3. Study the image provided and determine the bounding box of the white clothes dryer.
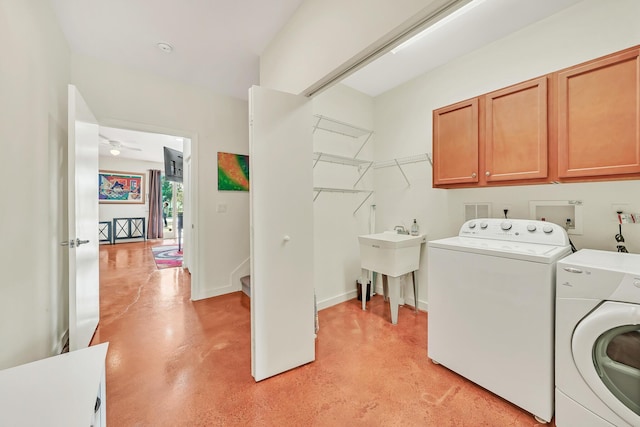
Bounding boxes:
[556,249,640,427]
[428,219,571,423]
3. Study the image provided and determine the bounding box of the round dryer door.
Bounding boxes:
[573,301,640,426]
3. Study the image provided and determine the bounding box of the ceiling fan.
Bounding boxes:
[99,134,142,156]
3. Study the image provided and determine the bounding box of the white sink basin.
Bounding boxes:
[358,232,425,277]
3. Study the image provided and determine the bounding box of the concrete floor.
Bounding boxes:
[94,240,553,426]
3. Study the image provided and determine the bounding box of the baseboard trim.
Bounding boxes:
[317,290,358,311]
[192,283,236,301]
[192,282,430,312]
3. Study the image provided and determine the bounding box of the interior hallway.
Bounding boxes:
[93,241,554,426]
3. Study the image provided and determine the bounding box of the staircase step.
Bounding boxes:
[240,275,251,298]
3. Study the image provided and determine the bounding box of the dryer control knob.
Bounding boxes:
[501,221,512,231]
[543,225,554,234]
[468,221,476,229]
[480,221,488,229]
[633,280,640,288]
[527,224,537,232]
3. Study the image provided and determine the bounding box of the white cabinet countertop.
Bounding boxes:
[0,342,109,427]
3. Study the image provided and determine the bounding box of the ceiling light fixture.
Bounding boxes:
[157,42,173,53]
[110,148,121,156]
[391,0,487,54]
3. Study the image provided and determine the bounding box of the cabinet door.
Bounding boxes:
[558,49,640,178]
[485,77,548,182]
[433,98,479,186]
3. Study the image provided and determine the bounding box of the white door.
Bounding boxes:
[249,86,315,381]
[67,85,100,351]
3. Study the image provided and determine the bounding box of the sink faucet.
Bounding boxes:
[394,225,409,235]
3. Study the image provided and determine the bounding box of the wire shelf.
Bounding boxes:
[312,115,372,138]
[313,152,372,167]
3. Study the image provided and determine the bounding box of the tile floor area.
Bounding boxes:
[94,241,554,426]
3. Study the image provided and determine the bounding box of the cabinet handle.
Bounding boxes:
[471,172,477,178]
[485,171,491,177]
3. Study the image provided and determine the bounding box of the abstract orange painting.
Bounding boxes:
[218,152,249,191]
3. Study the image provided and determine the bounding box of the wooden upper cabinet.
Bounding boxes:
[485,77,548,182]
[433,45,640,189]
[557,49,640,178]
[433,98,479,186]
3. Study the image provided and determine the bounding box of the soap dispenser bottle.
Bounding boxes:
[410,219,419,236]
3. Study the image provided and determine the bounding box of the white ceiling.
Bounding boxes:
[50,0,305,101]
[51,0,585,102]
[52,0,584,160]
[99,126,183,163]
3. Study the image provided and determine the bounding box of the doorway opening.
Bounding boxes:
[162,177,184,241]
[97,125,193,277]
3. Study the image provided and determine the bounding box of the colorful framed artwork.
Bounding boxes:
[218,152,249,191]
[99,170,145,204]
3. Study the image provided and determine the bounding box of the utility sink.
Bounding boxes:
[358,232,425,277]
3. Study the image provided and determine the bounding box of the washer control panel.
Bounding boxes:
[460,218,569,246]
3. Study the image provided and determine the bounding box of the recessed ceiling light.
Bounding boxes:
[157,42,173,53]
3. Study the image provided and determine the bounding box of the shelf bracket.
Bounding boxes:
[352,162,373,188]
[352,132,373,159]
[313,152,322,168]
[312,115,322,134]
[313,189,322,202]
[353,191,374,216]
[394,159,411,187]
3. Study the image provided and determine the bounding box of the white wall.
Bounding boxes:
[372,0,640,309]
[312,85,375,309]
[0,0,71,368]
[98,156,163,232]
[260,0,458,95]
[71,54,250,300]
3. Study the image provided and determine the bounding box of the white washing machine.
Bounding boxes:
[428,218,571,423]
[556,249,640,427]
